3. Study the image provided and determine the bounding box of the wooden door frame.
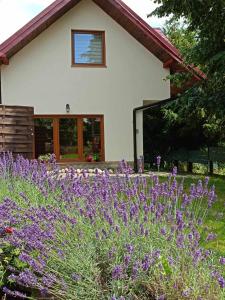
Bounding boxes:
[33,114,105,162]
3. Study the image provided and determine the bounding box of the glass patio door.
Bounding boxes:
[34,115,104,162]
[59,118,78,160]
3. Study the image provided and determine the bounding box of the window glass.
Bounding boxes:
[34,116,103,161]
[83,118,101,161]
[73,32,104,65]
[59,118,78,160]
[34,119,53,159]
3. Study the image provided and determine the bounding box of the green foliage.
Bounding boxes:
[151,0,225,65]
[151,0,225,89]
[163,19,196,60]
[144,1,225,155]
[38,153,52,162]
[0,242,24,288]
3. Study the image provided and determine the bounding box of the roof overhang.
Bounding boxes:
[0,52,9,65]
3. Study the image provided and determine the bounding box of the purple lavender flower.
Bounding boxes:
[132,261,140,279]
[157,295,166,300]
[2,287,27,299]
[218,276,225,288]
[219,257,225,265]
[71,273,81,282]
[112,265,123,280]
[142,255,151,271]
[176,234,185,249]
[160,227,166,236]
[182,289,190,297]
[156,156,161,171]
[206,233,217,241]
[172,166,177,176]
[205,176,209,186]
[124,255,131,266]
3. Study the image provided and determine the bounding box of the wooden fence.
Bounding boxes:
[0,105,34,159]
[165,147,225,174]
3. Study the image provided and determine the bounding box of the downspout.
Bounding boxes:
[133,96,179,173]
[0,67,2,104]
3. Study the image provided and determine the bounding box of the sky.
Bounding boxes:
[0,0,167,44]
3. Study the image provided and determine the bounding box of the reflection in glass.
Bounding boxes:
[34,119,53,159]
[74,32,103,64]
[83,118,101,161]
[59,118,78,160]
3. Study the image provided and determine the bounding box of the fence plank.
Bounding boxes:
[0,105,34,158]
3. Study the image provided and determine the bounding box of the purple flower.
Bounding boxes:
[156,156,161,170]
[2,287,27,299]
[219,257,225,265]
[160,227,166,236]
[112,265,123,280]
[218,276,225,288]
[206,233,217,241]
[132,261,140,279]
[172,166,177,176]
[157,295,166,300]
[176,234,185,249]
[125,244,134,253]
[71,273,81,282]
[142,255,151,271]
[124,255,131,266]
[205,176,209,186]
[108,247,116,259]
[182,289,190,297]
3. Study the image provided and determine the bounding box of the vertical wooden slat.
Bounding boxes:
[53,118,60,160]
[77,117,84,161]
[100,115,105,162]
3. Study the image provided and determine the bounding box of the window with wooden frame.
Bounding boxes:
[71,30,106,67]
[34,115,105,162]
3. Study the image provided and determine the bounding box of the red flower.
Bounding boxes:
[5,227,13,234]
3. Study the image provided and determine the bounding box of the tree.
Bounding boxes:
[161,18,225,145]
[150,0,225,90]
[144,2,225,164]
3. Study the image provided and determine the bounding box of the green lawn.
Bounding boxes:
[174,174,225,256]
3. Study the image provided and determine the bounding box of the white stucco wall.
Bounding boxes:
[1,0,170,162]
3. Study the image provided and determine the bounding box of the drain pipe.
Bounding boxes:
[0,67,2,104]
[133,96,179,173]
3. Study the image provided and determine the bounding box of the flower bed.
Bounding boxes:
[0,153,224,299]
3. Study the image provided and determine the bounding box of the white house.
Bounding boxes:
[0,0,203,165]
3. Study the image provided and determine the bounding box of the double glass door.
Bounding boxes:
[34,115,104,162]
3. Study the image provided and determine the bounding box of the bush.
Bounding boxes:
[0,153,224,299]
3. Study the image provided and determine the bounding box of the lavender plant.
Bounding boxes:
[0,152,224,299]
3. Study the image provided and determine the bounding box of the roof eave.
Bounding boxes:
[0,53,9,65]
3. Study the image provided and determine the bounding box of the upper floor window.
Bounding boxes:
[72,30,106,67]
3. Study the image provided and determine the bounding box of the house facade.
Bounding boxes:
[0,0,202,164]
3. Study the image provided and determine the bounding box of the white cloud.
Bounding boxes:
[0,0,166,44]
